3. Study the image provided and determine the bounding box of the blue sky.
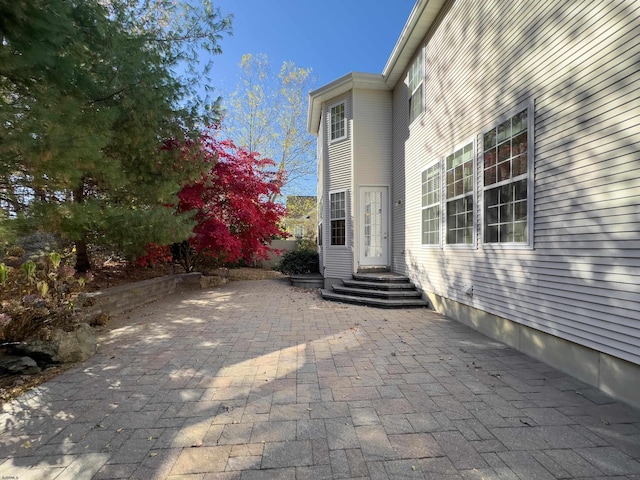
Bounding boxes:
[209,0,416,95]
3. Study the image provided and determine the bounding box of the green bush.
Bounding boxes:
[0,251,92,342]
[275,249,319,275]
[295,237,317,251]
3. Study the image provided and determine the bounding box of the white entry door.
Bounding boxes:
[359,186,389,267]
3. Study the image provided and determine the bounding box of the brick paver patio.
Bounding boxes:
[1,277,639,479]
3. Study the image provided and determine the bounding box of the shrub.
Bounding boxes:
[275,249,319,275]
[0,252,92,342]
[6,246,25,258]
[135,243,173,268]
[295,237,317,252]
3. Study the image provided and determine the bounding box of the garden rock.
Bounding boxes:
[200,275,228,288]
[0,355,41,375]
[24,323,97,363]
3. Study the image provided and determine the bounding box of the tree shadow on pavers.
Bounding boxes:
[1,278,640,479]
[0,279,350,477]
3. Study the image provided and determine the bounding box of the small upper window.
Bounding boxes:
[408,51,424,123]
[330,102,346,141]
[483,109,531,244]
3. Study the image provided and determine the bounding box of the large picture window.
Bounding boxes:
[483,109,530,244]
[421,162,440,245]
[445,142,474,244]
[408,52,424,123]
[330,102,346,142]
[330,191,346,246]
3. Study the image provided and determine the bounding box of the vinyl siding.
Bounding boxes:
[324,93,354,279]
[394,0,640,364]
[317,113,325,271]
[391,81,412,275]
[352,89,392,187]
[353,89,393,267]
[325,190,353,279]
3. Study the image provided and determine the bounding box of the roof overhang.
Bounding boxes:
[382,0,448,88]
[306,72,389,135]
[307,0,448,135]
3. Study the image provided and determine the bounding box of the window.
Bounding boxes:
[318,198,323,246]
[330,191,346,245]
[483,109,530,244]
[330,102,346,141]
[421,162,440,245]
[408,52,424,123]
[445,142,474,244]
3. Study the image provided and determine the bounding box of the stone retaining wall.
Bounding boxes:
[78,272,204,317]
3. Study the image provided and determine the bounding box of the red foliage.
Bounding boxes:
[136,244,172,267]
[178,129,288,265]
[136,129,288,268]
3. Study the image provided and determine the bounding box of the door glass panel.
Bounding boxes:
[364,191,383,258]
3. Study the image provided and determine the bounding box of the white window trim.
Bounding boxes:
[408,48,425,125]
[481,99,535,250]
[443,138,477,249]
[328,100,347,143]
[329,189,348,248]
[420,159,442,248]
[317,197,323,248]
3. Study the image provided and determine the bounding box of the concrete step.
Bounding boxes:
[321,289,429,309]
[331,284,422,299]
[352,273,411,283]
[290,273,323,288]
[342,279,417,290]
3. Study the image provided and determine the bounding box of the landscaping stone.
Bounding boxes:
[200,274,228,288]
[0,355,41,375]
[23,322,96,363]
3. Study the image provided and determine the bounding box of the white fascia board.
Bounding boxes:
[307,72,388,135]
[382,0,448,89]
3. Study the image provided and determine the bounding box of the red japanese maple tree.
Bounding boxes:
[173,129,288,267]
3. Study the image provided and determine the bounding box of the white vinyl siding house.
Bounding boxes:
[309,0,640,408]
[309,74,392,283]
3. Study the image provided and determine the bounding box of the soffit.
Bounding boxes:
[382,0,448,89]
[307,72,388,135]
[307,0,448,135]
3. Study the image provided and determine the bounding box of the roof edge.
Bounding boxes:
[382,0,448,88]
[307,72,388,135]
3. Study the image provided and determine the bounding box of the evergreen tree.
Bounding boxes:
[0,0,231,271]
